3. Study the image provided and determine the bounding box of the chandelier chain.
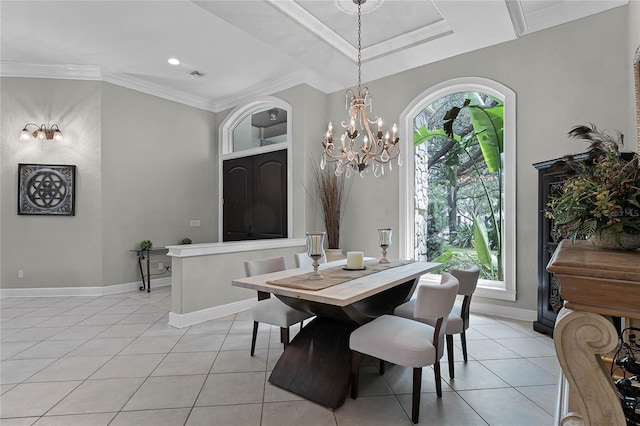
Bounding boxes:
[357,0,362,94]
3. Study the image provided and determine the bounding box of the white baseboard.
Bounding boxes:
[0,277,172,298]
[168,298,255,328]
[166,298,536,329]
[470,301,536,321]
[1,279,535,326]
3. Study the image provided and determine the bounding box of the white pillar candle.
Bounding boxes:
[346,251,364,269]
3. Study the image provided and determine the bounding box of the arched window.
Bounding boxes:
[219,97,292,241]
[399,78,516,301]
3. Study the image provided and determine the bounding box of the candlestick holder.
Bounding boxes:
[306,232,326,280]
[378,228,392,264]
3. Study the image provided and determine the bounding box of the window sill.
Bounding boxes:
[419,273,516,301]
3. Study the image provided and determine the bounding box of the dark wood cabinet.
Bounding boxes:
[533,152,634,335]
[533,157,568,336]
[223,149,287,241]
[533,154,594,335]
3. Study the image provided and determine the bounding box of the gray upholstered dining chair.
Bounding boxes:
[350,273,459,424]
[394,264,481,379]
[244,256,314,356]
[294,252,325,268]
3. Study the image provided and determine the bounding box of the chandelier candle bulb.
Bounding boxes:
[347,251,365,270]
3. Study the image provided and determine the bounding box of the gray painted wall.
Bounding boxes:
[0,6,636,317]
[101,83,217,286]
[330,7,630,312]
[629,0,640,148]
[1,78,103,288]
[0,80,326,291]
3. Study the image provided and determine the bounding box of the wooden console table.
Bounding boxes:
[547,239,640,425]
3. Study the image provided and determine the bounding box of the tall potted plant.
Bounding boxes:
[312,162,347,260]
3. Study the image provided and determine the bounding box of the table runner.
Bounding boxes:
[267,259,413,291]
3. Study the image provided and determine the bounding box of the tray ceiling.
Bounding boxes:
[0,0,627,112]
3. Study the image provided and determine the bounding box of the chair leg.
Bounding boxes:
[281,327,290,350]
[379,359,385,375]
[434,361,442,398]
[461,330,468,362]
[446,334,455,379]
[412,367,422,424]
[250,321,259,356]
[351,351,359,399]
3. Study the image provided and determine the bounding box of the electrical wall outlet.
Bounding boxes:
[18,269,24,278]
[158,262,164,271]
[189,219,201,227]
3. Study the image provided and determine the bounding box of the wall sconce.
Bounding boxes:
[20,124,63,141]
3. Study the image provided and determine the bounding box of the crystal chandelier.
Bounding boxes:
[321,0,401,178]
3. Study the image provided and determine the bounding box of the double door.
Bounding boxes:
[223,149,287,241]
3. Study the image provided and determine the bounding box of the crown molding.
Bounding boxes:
[363,20,452,62]
[210,69,340,112]
[267,0,450,64]
[0,62,102,80]
[505,0,527,37]
[100,68,215,112]
[267,1,355,62]
[516,0,627,34]
[0,62,336,113]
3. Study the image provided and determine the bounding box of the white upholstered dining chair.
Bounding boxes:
[394,264,481,379]
[244,256,314,356]
[349,273,459,424]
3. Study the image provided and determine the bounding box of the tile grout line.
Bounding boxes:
[36,292,169,422]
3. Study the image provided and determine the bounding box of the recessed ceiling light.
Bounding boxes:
[168,58,180,65]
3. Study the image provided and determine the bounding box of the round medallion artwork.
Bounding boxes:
[26,169,67,208]
[18,164,76,216]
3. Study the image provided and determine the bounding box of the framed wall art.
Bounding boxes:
[18,164,76,216]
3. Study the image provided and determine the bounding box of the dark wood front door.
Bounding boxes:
[223,149,287,241]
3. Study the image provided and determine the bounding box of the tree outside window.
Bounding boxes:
[413,92,504,281]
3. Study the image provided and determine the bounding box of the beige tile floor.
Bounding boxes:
[0,286,558,425]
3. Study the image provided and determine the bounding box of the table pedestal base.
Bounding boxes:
[269,277,420,409]
[269,317,356,409]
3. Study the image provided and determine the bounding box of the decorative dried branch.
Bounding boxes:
[311,162,346,249]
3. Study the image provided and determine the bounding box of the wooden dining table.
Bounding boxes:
[232,258,440,409]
